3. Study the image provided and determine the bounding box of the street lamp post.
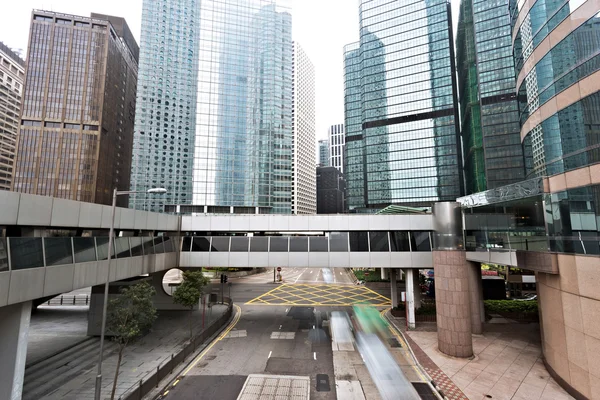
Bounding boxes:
[94,187,167,400]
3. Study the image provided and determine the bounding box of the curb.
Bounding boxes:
[148,305,238,400]
[383,310,447,400]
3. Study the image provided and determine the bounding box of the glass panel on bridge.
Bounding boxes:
[182,237,192,252]
[411,231,432,252]
[73,237,97,262]
[211,237,230,252]
[350,232,369,252]
[130,237,144,256]
[369,232,390,252]
[192,237,211,252]
[230,237,249,252]
[250,237,268,252]
[289,237,308,252]
[154,237,165,254]
[329,232,349,251]
[309,237,328,252]
[114,237,132,258]
[9,238,44,269]
[390,231,410,251]
[97,237,115,260]
[44,237,74,266]
[142,238,155,255]
[163,237,175,253]
[0,238,8,271]
[270,237,288,252]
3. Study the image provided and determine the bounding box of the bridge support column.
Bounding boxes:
[433,251,473,358]
[0,301,32,400]
[468,262,484,334]
[413,269,422,309]
[380,268,388,280]
[405,269,416,329]
[389,268,398,308]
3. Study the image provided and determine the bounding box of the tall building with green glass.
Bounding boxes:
[129,0,200,212]
[344,0,463,211]
[457,0,525,195]
[191,0,292,215]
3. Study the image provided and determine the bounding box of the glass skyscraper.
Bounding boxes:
[129,0,200,212]
[344,0,463,211]
[457,0,525,195]
[192,0,292,214]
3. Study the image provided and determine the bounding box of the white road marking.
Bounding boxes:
[268,351,272,358]
[285,308,289,313]
[279,325,282,330]
[340,272,342,275]
[310,270,313,274]
[313,325,315,329]
[313,352,316,360]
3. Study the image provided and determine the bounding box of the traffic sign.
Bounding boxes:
[277,267,282,272]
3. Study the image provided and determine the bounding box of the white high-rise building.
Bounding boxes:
[328,123,345,174]
[292,42,316,214]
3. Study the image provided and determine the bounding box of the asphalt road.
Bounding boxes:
[159,269,353,400]
[162,304,340,400]
[157,268,425,400]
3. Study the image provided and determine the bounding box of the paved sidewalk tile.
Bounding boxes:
[396,320,575,400]
[33,304,231,400]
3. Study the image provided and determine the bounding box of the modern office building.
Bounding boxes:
[318,139,329,167]
[129,0,199,212]
[466,2,600,398]
[328,123,345,174]
[344,0,463,212]
[316,166,345,214]
[180,0,293,215]
[456,0,525,195]
[291,42,316,215]
[12,11,138,207]
[0,42,25,191]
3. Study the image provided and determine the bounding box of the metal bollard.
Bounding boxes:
[156,365,160,387]
[73,296,76,305]
[60,296,63,305]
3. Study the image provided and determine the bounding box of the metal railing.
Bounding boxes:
[45,294,90,306]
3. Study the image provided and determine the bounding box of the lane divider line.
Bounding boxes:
[268,351,272,359]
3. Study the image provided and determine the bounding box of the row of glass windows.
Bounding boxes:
[181,231,432,253]
[2,236,178,271]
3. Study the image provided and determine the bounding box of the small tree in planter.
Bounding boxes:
[107,281,157,400]
[173,270,210,340]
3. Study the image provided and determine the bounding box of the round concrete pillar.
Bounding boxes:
[433,250,473,358]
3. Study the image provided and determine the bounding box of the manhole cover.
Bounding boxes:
[387,338,401,348]
[316,374,330,392]
[205,355,216,360]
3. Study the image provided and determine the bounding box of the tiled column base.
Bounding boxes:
[433,250,473,358]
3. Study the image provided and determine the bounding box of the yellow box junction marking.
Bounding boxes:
[246,284,390,306]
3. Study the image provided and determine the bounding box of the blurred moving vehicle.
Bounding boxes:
[329,306,420,400]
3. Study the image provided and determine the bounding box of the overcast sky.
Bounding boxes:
[0,0,461,140]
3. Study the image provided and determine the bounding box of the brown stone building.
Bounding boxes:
[12,10,138,207]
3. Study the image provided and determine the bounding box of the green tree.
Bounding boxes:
[172,270,210,340]
[107,281,157,400]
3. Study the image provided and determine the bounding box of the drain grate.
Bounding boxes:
[316,374,330,392]
[412,382,437,400]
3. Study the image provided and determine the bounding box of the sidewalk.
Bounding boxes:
[26,304,230,400]
[387,314,574,400]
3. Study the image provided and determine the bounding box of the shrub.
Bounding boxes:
[352,269,388,282]
[484,300,538,314]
